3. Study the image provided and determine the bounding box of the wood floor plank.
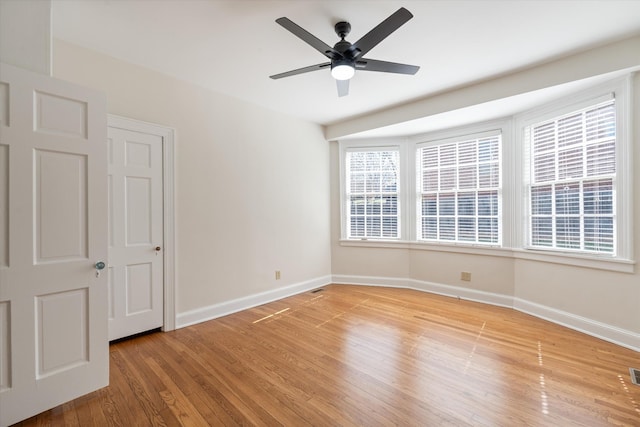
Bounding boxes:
[13,284,640,426]
[145,357,212,427]
[60,402,81,427]
[109,349,169,426]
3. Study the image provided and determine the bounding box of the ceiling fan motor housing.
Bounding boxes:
[335,21,351,39]
[333,40,354,57]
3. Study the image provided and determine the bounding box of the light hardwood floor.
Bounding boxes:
[14,284,640,426]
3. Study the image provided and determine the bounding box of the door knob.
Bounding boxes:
[95,261,106,278]
[155,246,161,251]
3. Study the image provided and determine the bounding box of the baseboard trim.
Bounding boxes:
[331,274,513,308]
[175,273,639,352]
[331,274,640,352]
[331,274,409,289]
[513,298,640,352]
[176,275,331,329]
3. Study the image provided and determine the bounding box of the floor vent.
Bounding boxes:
[311,288,324,294]
[630,368,640,385]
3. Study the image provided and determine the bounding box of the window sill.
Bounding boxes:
[339,239,513,257]
[338,239,635,273]
[511,248,635,273]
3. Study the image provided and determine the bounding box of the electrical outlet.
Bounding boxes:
[461,271,471,281]
[275,270,281,280]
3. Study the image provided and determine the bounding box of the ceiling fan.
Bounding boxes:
[269,7,420,97]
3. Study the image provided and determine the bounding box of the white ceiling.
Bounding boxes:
[52,0,640,137]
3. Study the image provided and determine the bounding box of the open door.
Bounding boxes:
[0,62,108,426]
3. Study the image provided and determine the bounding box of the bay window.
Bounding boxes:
[338,76,631,270]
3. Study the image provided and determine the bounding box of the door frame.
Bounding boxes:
[107,115,176,332]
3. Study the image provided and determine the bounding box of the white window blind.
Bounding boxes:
[417,134,501,244]
[346,149,400,239]
[528,99,616,253]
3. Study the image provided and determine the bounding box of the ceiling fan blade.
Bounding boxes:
[355,58,419,75]
[350,7,413,58]
[337,79,349,97]
[270,62,331,79]
[276,17,342,59]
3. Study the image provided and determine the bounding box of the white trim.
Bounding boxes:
[332,274,513,308]
[410,124,505,145]
[162,128,177,331]
[515,76,633,261]
[511,248,635,273]
[107,114,177,332]
[617,75,634,261]
[339,140,406,240]
[331,274,409,289]
[331,275,640,352]
[173,271,639,351]
[513,298,640,352]
[338,239,635,272]
[339,239,512,257]
[414,131,503,245]
[516,92,614,128]
[175,275,332,329]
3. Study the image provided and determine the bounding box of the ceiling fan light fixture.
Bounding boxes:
[271,7,419,97]
[331,61,355,80]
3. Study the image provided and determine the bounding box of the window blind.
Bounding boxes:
[346,150,400,239]
[418,134,501,244]
[529,99,616,253]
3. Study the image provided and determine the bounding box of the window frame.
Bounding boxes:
[339,141,406,241]
[514,77,633,264]
[415,129,503,246]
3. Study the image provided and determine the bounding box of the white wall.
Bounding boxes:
[52,40,331,317]
[0,0,51,75]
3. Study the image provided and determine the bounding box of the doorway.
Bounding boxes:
[107,116,175,341]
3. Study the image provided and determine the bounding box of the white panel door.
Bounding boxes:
[107,124,163,341]
[0,63,108,426]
